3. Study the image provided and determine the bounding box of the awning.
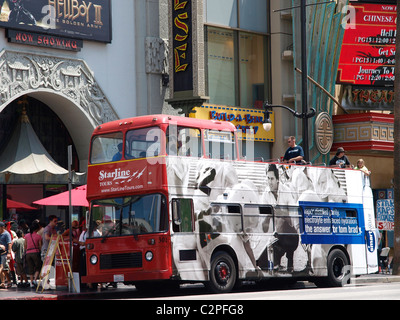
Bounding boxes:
[33,185,89,207]
[0,108,86,184]
[7,199,37,211]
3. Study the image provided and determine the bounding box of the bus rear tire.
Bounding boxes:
[207,251,237,294]
[315,249,349,288]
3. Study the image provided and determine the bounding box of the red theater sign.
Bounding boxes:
[337,3,396,86]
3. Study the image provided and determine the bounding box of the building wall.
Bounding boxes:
[269,0,296,161]
[345,154,393,190]
[0,0,169,170]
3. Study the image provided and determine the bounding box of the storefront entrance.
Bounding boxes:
[0,96,84,224]
[0,50,119,225]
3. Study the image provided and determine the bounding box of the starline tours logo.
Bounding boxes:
[98,167,146,188]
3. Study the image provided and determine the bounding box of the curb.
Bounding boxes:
[355,275,400,284]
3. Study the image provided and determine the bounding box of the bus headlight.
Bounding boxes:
[90,254,98,265]
[145,251,153,261]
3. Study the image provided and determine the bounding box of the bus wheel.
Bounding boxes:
[207,251,237,294]
[326,249,349,287]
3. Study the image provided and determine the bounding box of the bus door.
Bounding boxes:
[171,198,208,281]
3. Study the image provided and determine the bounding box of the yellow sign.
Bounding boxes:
[190,104,275,142]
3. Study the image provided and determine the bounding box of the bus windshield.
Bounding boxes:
[90,132,123,164]
[88,194,168,238]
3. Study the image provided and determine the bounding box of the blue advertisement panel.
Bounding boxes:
[300,201,365,245]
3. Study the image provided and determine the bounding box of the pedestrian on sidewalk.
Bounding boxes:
[12,230,29,288]
[6,221,17,286]
[41,215,58,261]
[25,220,42,288]
[0,221,12,289]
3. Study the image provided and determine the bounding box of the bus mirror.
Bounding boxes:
[173,200,182,225]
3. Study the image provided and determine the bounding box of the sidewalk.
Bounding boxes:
[1,273,400,300]
[0,280,129,300]
[353,272,400,284]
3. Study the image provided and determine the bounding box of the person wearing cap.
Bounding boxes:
[329,147,351,168]
[0,222,12,288]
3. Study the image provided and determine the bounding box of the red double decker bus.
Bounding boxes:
[83,114,378,293]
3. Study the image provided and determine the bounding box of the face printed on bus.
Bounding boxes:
[267,171,279,193]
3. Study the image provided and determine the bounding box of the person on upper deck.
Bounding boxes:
[329,147,351,168]
[354,159,371,176]
[283,136,304,164]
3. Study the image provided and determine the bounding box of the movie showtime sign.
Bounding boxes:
[0,0,111,43]
[337,3,396,86]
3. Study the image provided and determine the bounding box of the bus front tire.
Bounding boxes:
[206,251,237,294]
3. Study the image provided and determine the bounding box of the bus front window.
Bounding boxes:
[90,132,124,164]
[88,194,168,238]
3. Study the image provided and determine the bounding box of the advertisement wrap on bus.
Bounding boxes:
[82,114,378,293]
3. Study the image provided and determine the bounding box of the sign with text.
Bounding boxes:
[0,0,111,43]
[300,202,365,246]
[190,104,275,142]
[376,199,394,230]
[341,85,394,110]
[172,0,193,92]
[7,29,83,51]
[337,3,396,86]
[303,207,359,235]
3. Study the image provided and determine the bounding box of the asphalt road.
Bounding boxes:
[102,281,399,319]
[105,280,400,301]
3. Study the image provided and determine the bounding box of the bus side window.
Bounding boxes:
[227,205,241,214]
[346,210,357,218]
[172,199,194,233]
[274,205,301,234]
[204,130,236,160]
[259,206,273,215]
[125,127,162,159]
[243,205,273,234]
[167,126,202,157]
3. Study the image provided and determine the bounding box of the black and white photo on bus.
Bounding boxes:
[168,157,377,284]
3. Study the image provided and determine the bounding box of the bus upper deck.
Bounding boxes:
[90,114,238,162]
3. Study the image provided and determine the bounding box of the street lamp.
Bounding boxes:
[262,101,316,161]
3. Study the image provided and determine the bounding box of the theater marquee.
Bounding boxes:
[0,0,112,43]
[337,3,396,86]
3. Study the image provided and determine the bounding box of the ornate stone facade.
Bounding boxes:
[314,112,334,155]
[0,50,118,126]
[332,113,394,153]
[145,37,169,75]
